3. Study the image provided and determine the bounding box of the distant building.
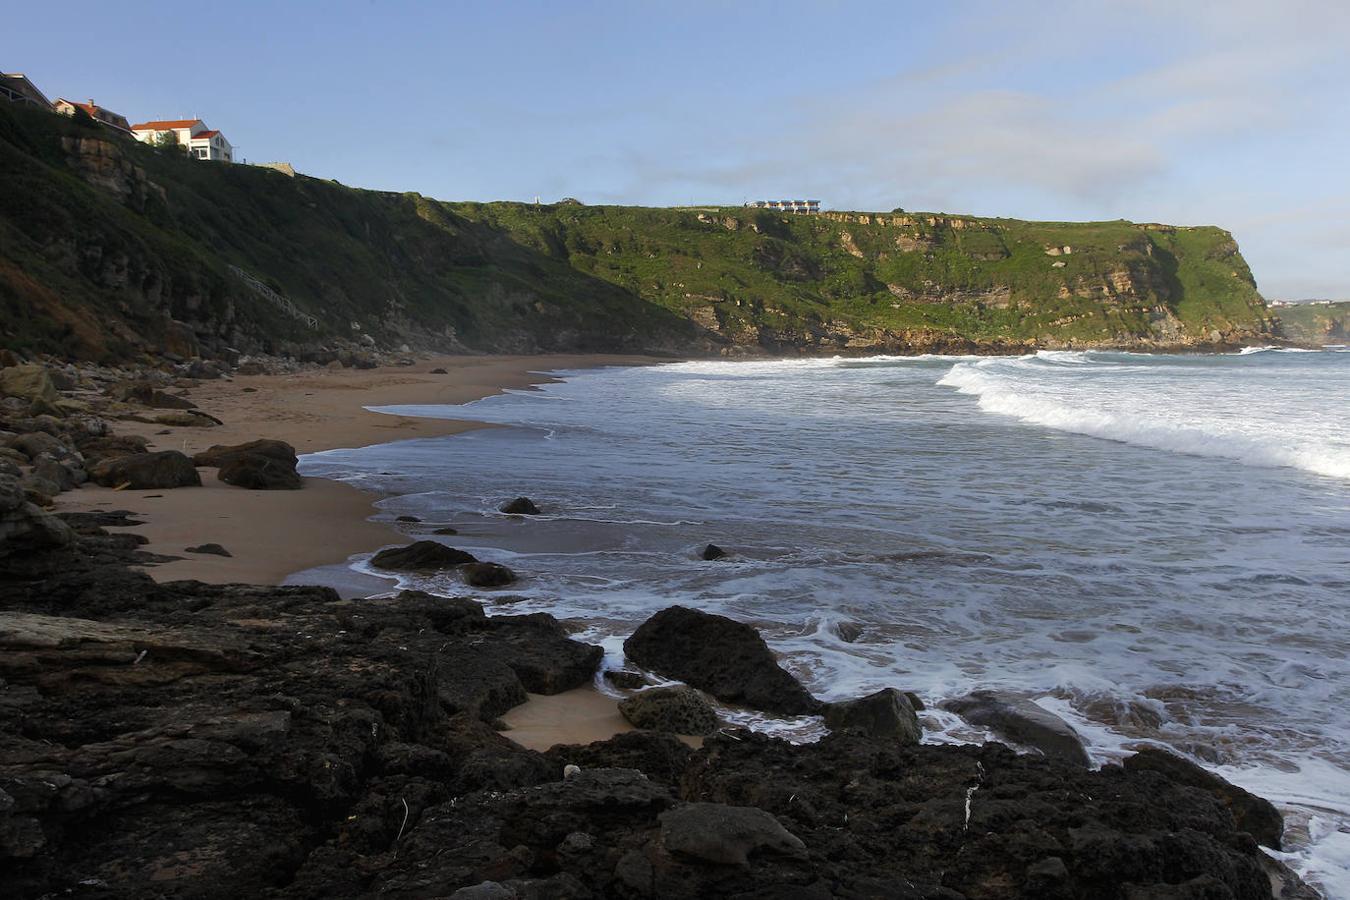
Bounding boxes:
[745,199,821,214]
[1,71,53,110]
[131,118,233,162]
[54,98,133,136]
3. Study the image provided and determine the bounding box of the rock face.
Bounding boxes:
[371,540,477,571]
[618,686,719,736]
[823,687,922,744]
[462,561,516,588]
[88,450,201,489]
[700,543,727,560]
[623,606,821,716]
[1123,747,1285,849]
[942,690,1091,768]
[499,497,541,515]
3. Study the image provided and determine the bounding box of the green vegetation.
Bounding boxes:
[0,101,1274,362]
[1275,302,1349,345]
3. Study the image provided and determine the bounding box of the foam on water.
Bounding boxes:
[303,350,1350,896]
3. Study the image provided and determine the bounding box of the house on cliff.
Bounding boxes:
[131,118,233,161]
[54,98,133,136]
[1,71,52,110]
[746,199,821,214]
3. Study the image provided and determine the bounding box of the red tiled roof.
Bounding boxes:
[131,119,200,131]
[192,130,220,139]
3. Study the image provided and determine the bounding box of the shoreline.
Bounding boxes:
[54,353,665,585]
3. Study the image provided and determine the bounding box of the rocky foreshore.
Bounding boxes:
[0,353,1322,898]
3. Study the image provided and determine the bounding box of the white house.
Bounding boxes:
[131,118,233,162]
[54,98,134,136]
[745,199,821,214]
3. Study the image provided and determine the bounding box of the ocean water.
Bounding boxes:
[302,348,1350,895]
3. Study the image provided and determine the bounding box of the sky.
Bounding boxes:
[8,0,1350,298]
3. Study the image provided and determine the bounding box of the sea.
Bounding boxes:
[300,347,1350,896]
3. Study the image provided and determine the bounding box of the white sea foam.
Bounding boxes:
[302,349,1350,895]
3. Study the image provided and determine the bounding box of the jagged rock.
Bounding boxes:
[112,381,197,409]
[370,540,477,571]
[833,621,863,643]
[942,690,1091,767]
[186,543,232,557]
[395,515,420,523]
[0,474,74,562]
[0,460,18,480]
[433,526,459,535]
[660,802,806,865]
[192,439,297,469]
[823,688,922,743]
[1123,747,1285,849]
[462,562,516,588]
[619,686,719,736]
[429,368,448,375]
[623,606,821,716]
[499,497,540,515]
[88,451,201,490]
[217,454,302,490]
[699,543,727,560]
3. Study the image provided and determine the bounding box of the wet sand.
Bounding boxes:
[55,354,660,584]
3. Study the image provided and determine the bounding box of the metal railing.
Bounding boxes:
[227,265,318,329]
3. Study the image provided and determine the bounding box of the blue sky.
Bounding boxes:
[9,0,1350,297]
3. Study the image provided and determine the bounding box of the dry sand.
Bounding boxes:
[55,352,671,750]
[56,354,659,584]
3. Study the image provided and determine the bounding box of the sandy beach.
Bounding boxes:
[55,354,660,585]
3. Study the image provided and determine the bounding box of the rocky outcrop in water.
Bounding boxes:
[624,605,823,716]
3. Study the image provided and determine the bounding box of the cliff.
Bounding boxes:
[0,103,1276,363]
[1275,302,1349,345]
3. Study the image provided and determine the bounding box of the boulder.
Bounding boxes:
[603,669,649,690]
[618,686,719,736]
[75,434,150,466]
[20,474,62,505]
[9,432,70,462]
[113,381,197,409]
[395,515,421,523]
[1123,747,1284,849]
[0,473,74,562]
[700,543,727,560]
[433,526,460,535]
[428,368,448,375]
[0,365,59,405]
[152,410,222,427]
[31,458,79,492]
[186,543,232,557]
[823,688,922,744]
[623,606,821,716]
[0,459,19,480]
[88,451,202,490]
[193,439,298,469]
[371,541,477,572]
[217,454,302,490]
[499,497,540,515]
[462,562,516,588]
[660,803,806,866]
[941,691,1090,768]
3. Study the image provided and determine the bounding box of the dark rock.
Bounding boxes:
[700,543,727,560]
[1123,747,1285,849]
[149,410,222,427]
[9,432,69,462]
[88,451,201,489]
[623,606,821,716]
[428,368,448,375]
[433,526,459,535]
[463,562,517,588]
[193,439,297,468]
[186,543,232,557]
[603,669,649,690]
[113,381,198,409]
[660,802,806,865]
[395,515,421,523]
[18,474,59,505]
[371,540,477,571]
[32,457,80,492]
[619,686,719,736]
[833,620,863,643]
[217,454,302,490]
[544,731,694,787]
[75,434,148,466]
[823,688,922,743]
[942,690,1091,768]
[499,497,540,515]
